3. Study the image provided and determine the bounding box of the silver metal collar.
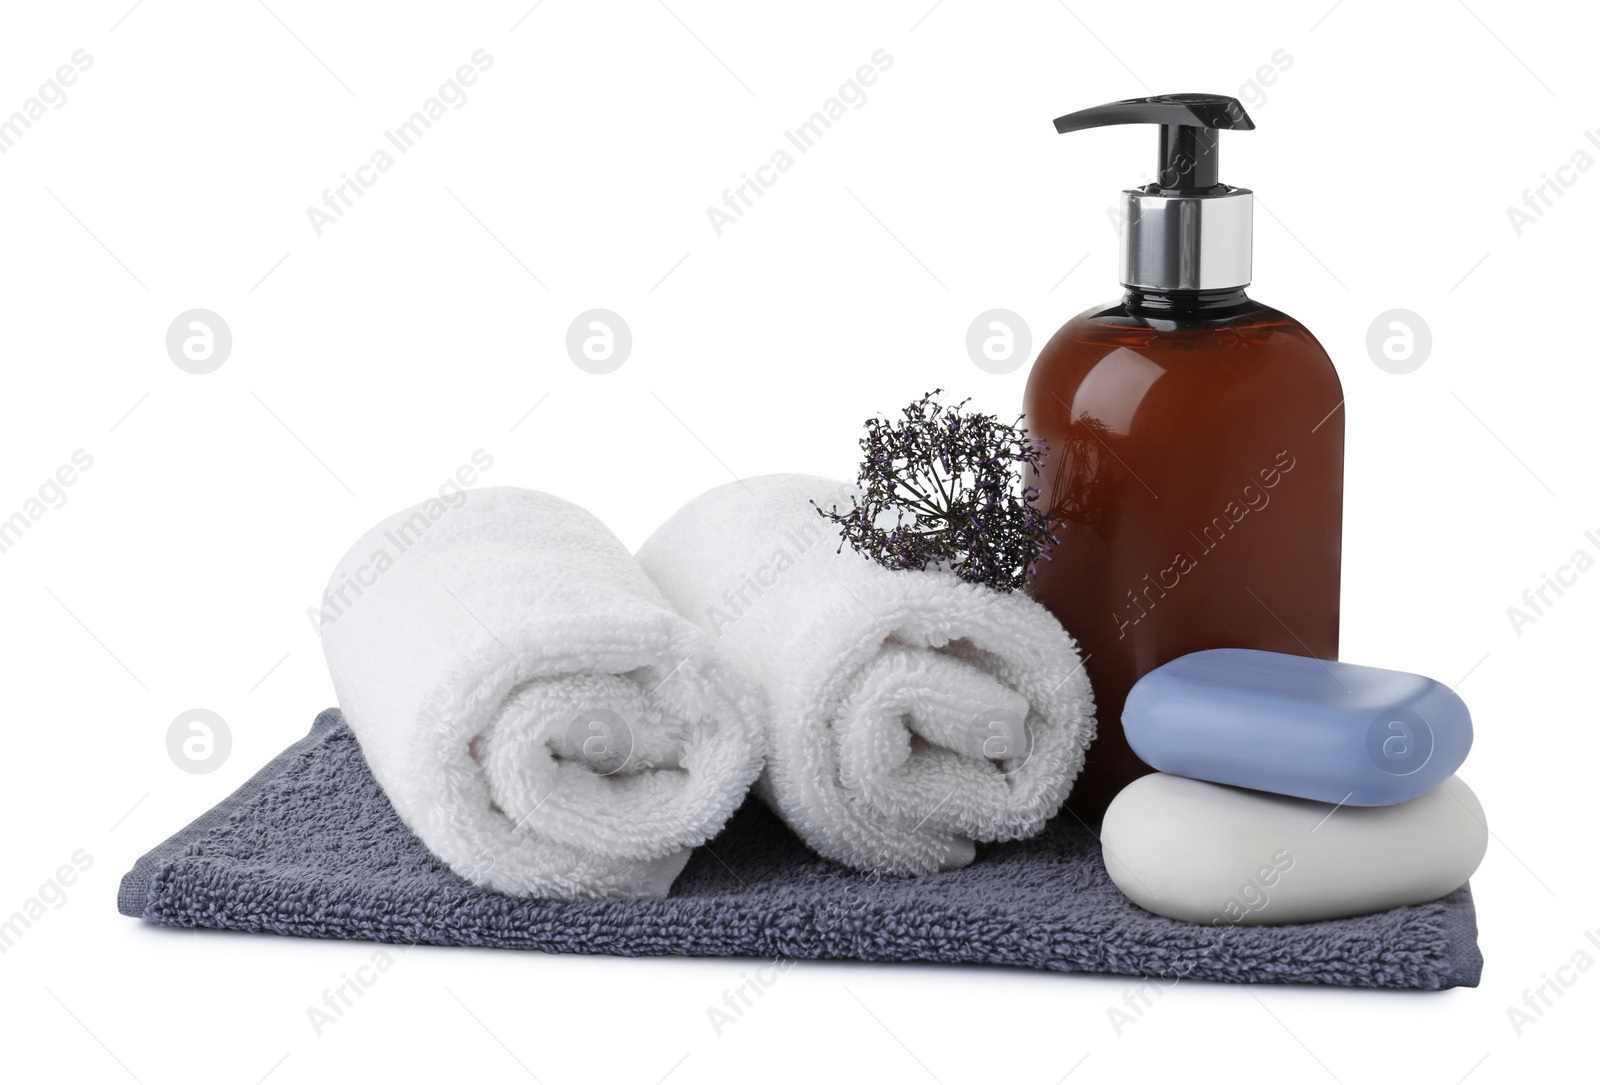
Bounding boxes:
[1120,187,1253,291]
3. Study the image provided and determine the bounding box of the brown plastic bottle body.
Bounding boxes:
[1024,287,1344,820]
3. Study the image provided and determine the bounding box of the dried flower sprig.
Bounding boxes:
[815,390,1058,592]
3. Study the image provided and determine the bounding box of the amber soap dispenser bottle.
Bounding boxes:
[1024,94,1344,819]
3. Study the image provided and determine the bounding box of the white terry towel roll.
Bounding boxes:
[636,474,1096,875]
[319,486,764,900]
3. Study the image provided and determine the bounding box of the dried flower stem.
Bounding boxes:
[815,389,1059,592]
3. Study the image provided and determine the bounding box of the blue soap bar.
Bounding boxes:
[1123,649,1472,806]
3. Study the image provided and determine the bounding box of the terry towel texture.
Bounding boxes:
[319,486,763,899]
[118,710,1483,990]
[636,474,1096,875]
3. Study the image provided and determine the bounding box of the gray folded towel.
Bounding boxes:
[118,710,1482,990]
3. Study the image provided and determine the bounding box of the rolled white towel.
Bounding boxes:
[319,486,764,899]
[637,474,1096,875]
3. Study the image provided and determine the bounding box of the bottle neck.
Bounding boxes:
[1123,285,1251,316]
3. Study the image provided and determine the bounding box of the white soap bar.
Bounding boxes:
[1100,773,1487,925]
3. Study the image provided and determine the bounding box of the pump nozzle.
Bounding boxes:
[1053,93,1254,194]
[1051,92,1257,291]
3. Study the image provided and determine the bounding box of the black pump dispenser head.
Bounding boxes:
[1053,93,1257,290]
[1053,93,1254,194]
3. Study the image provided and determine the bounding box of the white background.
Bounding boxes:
[1,0,1593,1082]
